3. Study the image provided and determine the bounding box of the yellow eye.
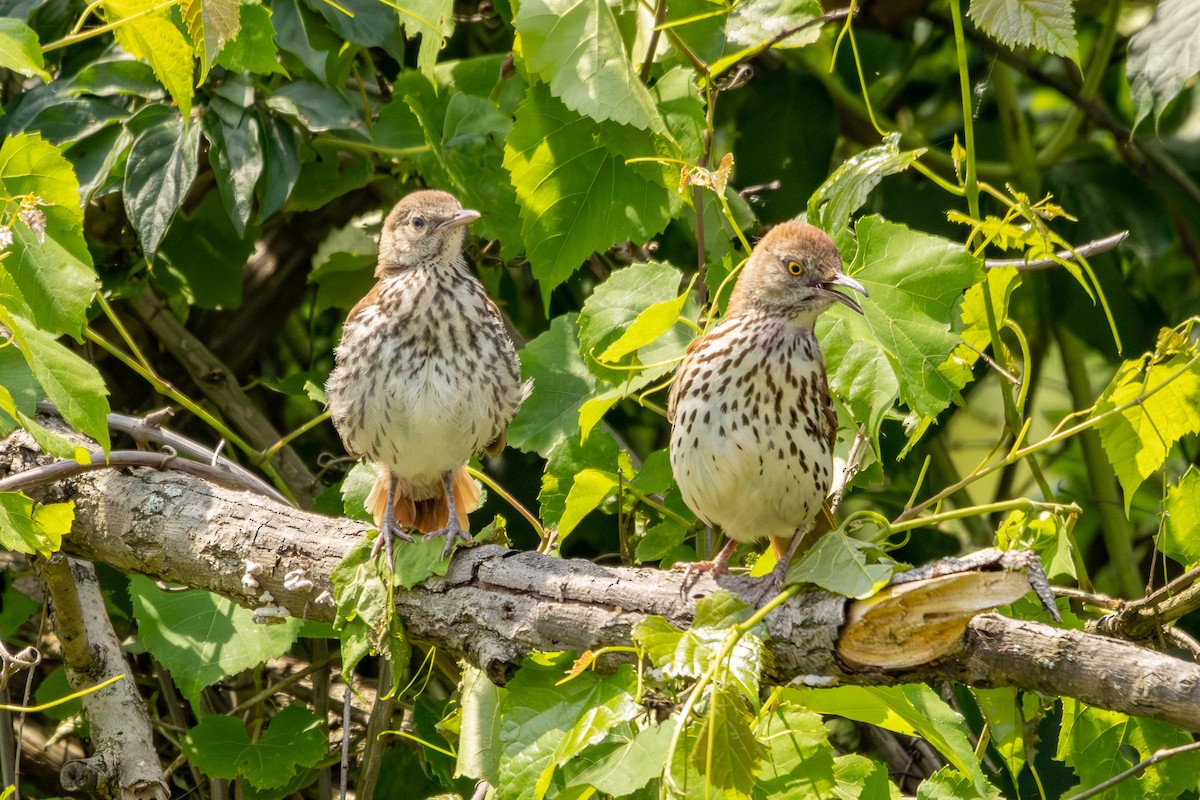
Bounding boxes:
[787,261,803,275]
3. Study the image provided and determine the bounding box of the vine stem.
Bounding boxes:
[83,326,297,504]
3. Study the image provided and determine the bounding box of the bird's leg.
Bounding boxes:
[753,529,810,605]
[371,473,414,567]
[424,469,472,558]
[674,538,739,598]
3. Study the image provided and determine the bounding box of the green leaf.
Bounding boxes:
[182,0,241,78]
[789,685,990,796]
[504,84,675,303]
[936,266,1021,397]
[398,0,454,76]
[330,535,410,672]
[818,217,984,444]
[216,4,287,76]
[971,688,1029,783]
[0,133,99,338]
[497,653,640,800]
[784,532,893,599]
[538,430,621,529]
[1058,698,1200,799]
[0,310,111,452]
[156,189,256,309]
[557,468,618,540]
[599,292,691,364]
[457,665,503,784]
[123,110,200,256]
[0,18,50,81]
[129,574,302,704]
[967,0,1078,62]
[566,723,673,795]
[308,211,380,311]
[507,313,598,455]
[1127,0,1200,129]
[834,754,897,800]
[753,702,836,799]
[312,0,405,61]
[203,98,264,235]
[693,686,764,800]
[918,766,999,800]
[0,383,90,461]
[633,592,763,701]
[182,705,326,790]
[265,80,362,133]
[1163,467,1200,567]
[1092,330,1200,512]
[808,133,924,234]
[711,0,822,74]
[514,0,663,131]
[0,493,72,558]
[106,0,195,117]
[258,114,301,217]
[578,261,689,374]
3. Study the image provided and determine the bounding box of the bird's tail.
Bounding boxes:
[366,466,481,533]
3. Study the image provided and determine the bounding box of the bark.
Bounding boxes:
[6,439,1192,735]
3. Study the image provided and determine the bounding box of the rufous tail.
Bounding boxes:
[366,466,480,533]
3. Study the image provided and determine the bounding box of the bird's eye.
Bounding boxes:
[411,216,426,229]
[787,261,803,275]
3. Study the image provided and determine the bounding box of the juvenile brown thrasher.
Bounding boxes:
[669,220,866,583]
[326,190,528,561]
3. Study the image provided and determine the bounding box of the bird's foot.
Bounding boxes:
[671,558,730,599]
[425,520,472,559]
[370,521,415,567]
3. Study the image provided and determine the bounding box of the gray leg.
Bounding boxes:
[424,470,472,558]
[371,473,414,567]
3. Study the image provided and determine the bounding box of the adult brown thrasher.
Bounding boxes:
[669,220,866,584]
[326,190,528,561]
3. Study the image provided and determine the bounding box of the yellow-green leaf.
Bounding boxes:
[106,0,195,118]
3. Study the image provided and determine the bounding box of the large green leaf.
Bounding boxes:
[537,430,621,529]
[497,653,640,800]
[1058,698,1200,799]
[123,110,200,256]
[182,0,241,78]
[565,723,673,795]
[514,0,663,131]
[504,84,675,302]
[203,95,265,236]
[105,0,195,117]
[968,0,1078,62]
[129,574,302,705]
[0,133,98,338]
[0,310,111,452]
[818,217,983,443]
[790,685,991,796]
[396,0,455,76]
[784,532,893,599]
[182,705,326,790]
[693,686,765,800]
[1127,0,1200,129]
[216,3,287,76]
[507,314,598,455]
[0,18,50,81]
[753,702,837,799]
[0,493,72,558]
[1162,467,1200,568]
[1092,328,1200,512]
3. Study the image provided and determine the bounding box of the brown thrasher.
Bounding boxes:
[669,221,866,584]
[326,190,528,561]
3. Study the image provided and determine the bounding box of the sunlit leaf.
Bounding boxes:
[1162,467,1200,567]
[784,532,893,599]
[508,314,598,456]
[0,18,50,81]
[105,0,195,116]
[182,0,241,78]
[1127,0,1200,129]
[968,0,1078,62]
[0,493,72,557]
[808,133,923,234]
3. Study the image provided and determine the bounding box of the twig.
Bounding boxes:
[1066,741,1200,800]
[984,231,1130,270]
[0,449,289,502]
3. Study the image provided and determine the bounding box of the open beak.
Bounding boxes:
[820,272,867,314]
[435,208,481,231]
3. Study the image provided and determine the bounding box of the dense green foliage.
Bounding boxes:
[3,0,1200,797]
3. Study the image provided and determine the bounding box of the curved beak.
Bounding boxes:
[821,272,867,314]
[436,208,481,231]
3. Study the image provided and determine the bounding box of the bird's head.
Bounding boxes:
[376,190,480,276]
[728,221,867,321]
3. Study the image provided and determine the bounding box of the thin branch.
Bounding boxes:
[1066,741,1200,800]
[984,231,1130,270]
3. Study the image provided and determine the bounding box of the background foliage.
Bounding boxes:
[2,0,1200,796]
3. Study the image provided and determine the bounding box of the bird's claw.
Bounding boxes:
[424,523,472,559]
[371,522,415,567]
[672,559,729,599]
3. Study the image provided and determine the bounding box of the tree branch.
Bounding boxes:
[9,429,1196,734]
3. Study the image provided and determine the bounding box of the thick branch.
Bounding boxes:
[13,436,1200,732]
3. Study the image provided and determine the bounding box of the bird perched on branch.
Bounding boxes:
[326,190,528,562]
[669,220,866,587]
